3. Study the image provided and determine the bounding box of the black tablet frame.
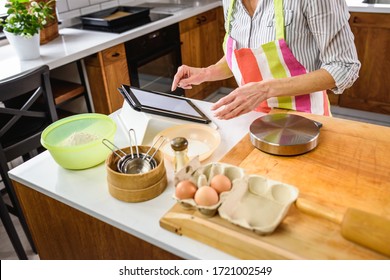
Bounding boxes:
[118,85,211,124]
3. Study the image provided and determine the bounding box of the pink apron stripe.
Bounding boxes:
[279,39,312,112]
[234,48,263,84]
[226,36,234,69]
[295,94,312,113]
[278,39,306,76]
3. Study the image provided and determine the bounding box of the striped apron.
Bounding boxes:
[223,0,331,115]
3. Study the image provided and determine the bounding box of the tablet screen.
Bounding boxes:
[131,87,203,118]
[119,85,211,124]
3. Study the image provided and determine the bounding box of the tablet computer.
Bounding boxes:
[118,85,211,124]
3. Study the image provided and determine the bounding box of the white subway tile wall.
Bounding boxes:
[56,0,140,21]
[80,5,101,16]
[56,0,69,13]
[67,0,90,10]
[90,0,109,4]
[102,0,124,10]
[59,9,82,21]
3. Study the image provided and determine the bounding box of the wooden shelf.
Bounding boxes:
[50,78,85,106]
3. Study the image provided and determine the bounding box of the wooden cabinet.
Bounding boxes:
[179,7,226,99]
[333,12,390,115]
[13,180,181,260]
[84,43,130,114]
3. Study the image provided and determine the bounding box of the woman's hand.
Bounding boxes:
[171,65,206,91]
[211,81,270,120]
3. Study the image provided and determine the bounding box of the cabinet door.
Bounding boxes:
[85,44,130,114]
[339,13,390,114]
[179,8,224,99]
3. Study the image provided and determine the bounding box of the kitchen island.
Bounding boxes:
[8,100,263,260]
[8,98,390,259]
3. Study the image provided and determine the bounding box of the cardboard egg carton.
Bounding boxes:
[218,175,299,234]
[173,160,245,216]
[174,157,300,234]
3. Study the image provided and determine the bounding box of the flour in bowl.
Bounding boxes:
[64,132,99,146]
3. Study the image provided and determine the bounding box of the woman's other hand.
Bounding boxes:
[211,81,269,120]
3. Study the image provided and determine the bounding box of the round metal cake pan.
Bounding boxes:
[249,114,321,156]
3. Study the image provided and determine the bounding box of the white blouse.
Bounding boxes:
[222,0,361,94]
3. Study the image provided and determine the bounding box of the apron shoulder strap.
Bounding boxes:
[225,0,236,34]
[274,0,285,40]
[223,0,236,53]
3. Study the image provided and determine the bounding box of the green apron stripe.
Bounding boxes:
[262,41,288,79]
[223,32,228,53]
[262,41,293,110]
[276,96,293,110]
[272,0,292,109]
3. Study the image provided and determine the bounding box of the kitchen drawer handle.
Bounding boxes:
[352,16,359,24]
[111,52,120,57]
[196,15,208,25]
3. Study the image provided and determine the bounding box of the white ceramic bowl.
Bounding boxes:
[153,123,221,162]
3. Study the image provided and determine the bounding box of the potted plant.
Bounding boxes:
[0,0,54,60]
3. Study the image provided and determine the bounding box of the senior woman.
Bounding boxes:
[171,0,360,119]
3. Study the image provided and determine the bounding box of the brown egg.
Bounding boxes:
[210,174,232,194]
[194,186,219,206]
[175,180,197,200]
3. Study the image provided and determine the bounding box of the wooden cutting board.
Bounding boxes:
[160,110,390,259]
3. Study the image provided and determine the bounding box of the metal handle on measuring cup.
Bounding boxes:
[102,139,127,160]
[128,128,139,159]
[143,136,167,162]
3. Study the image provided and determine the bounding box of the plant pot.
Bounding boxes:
[4,30,41,60]
[40,0,59,44]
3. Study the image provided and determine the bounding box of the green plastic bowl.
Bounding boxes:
[41,113,117,170]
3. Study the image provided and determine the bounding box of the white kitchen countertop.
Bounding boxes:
[1,0,389,80]
[8,99,264,259]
